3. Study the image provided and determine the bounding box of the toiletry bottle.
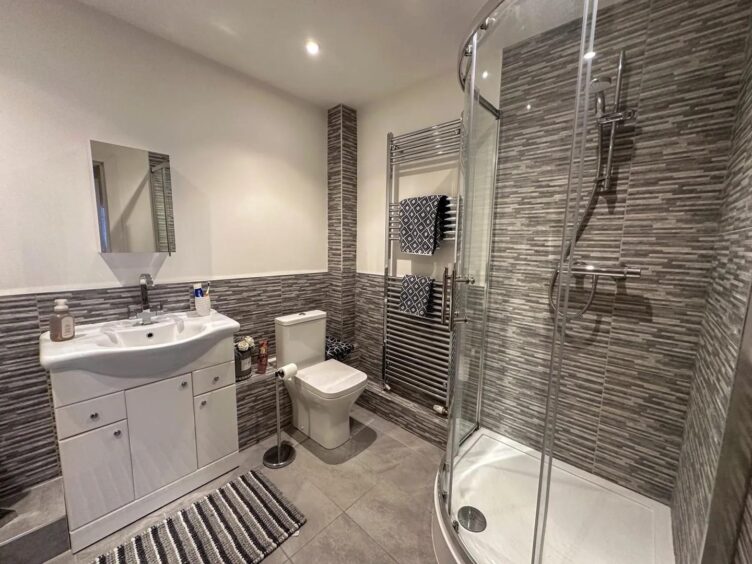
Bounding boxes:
[193,283,204,298]
[257,339,269,374]
[50,299,75,342]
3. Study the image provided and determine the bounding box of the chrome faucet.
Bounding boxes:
[135,273,160,325]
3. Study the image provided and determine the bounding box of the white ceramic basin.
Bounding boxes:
[40,310,239,376]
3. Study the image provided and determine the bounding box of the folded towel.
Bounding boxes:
[326,336,354,361]
[399,195,447,255]
[399,275,434,317]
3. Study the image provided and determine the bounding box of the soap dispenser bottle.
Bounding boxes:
[50,299,75,342]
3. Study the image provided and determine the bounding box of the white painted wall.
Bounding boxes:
[357,72,464,274]
[0,0,327,295]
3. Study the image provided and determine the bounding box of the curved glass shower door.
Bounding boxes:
[441,0,600,562]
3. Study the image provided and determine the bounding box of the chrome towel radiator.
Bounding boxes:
[383,119,462,410]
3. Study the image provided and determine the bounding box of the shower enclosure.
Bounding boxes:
[434,0,752,562]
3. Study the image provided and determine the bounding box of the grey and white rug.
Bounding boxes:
[92,470,305,563]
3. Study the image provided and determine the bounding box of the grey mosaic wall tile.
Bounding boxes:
[350,273,384,381]
[356,380,448,449]
[672,5,752,561]
[327,105,357,343]
[0,272,328,499]
[478,0,751,512]
[0,295,59,498]
[236,374,292,451]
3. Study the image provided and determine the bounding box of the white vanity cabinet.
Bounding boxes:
[195,385,239,468]
[126,374,198,498]
[48,329,240,553]
[58,420,134,530]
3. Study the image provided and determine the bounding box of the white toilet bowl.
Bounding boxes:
[284,359,367,449]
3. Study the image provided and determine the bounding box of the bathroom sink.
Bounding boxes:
[40,310,239,376]
[99,315,203,348]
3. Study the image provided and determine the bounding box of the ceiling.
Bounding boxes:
[77,0,489,108]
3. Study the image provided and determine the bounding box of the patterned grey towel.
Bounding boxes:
[399,195,447,255]
[399,275,434,317]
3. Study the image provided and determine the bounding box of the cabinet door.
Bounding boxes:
[195,385,239,468]
[59,421,134,530]
[126,374,197,498]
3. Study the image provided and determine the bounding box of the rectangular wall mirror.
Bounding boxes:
[90,140,176,253]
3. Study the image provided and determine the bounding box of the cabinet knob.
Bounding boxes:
[90,412,99,420]
[200,400,207,407]
[181,381,188,388]
[212,376,220,383]
[113,430,122,437]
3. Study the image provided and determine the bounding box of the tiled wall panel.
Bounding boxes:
[327,105,357,343]
[351,273,384,381]
[674,11,752,562]
[480,0,751,508]
[0,272,328,499]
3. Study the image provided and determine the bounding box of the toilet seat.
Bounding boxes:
[297,359,367,399]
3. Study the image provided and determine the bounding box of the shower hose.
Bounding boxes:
[548,152,604,321]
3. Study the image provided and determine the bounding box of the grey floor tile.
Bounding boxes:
[259,469,342,557]
[281,441,379,510]
[290,514,397,564]
[380,449,439,495]
[347,481,435,564]
[239,428,307,471]
[344,428,417,475]
[262,546,290,564]
[351,406,400,435]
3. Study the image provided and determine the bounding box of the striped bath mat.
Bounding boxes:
[92,470,305,563]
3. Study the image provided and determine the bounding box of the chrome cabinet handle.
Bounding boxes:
[90,412,99,420]
[113,430,122,437]
[200,400,207,407]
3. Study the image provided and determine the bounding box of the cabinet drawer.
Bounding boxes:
[59,420,134,530]
[55,392,126,440]
[195,385,239,468]
[192,361,234,395]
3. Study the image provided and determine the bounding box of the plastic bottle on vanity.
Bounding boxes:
[50,299,75,342]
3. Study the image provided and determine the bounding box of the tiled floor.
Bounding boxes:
[47,405,443,564]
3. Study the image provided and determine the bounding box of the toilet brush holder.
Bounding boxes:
[263,366,296,469]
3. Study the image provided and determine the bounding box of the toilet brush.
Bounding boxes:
[263,365,296,469]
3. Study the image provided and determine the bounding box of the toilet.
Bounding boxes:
[275,310,367,449]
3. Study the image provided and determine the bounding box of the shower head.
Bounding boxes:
[590,76,612,93]
[591,77,611,118]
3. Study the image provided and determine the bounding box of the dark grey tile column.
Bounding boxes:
[327,104,357,342]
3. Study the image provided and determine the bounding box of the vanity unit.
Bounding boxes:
[39,311,240,552]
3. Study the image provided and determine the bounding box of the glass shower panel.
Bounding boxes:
[442,0,598,562]
[532,1,601,561]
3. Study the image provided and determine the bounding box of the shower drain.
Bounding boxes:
[458,506,487,532]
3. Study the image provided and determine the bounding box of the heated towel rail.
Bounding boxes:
[383,119,463,409]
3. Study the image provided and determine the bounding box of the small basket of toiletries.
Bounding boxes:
[235,336,256,382]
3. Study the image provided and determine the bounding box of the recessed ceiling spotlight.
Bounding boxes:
[481,70,489,79]
[306,40,320,56]
[526,103,532,110]
[583,50,596,60]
